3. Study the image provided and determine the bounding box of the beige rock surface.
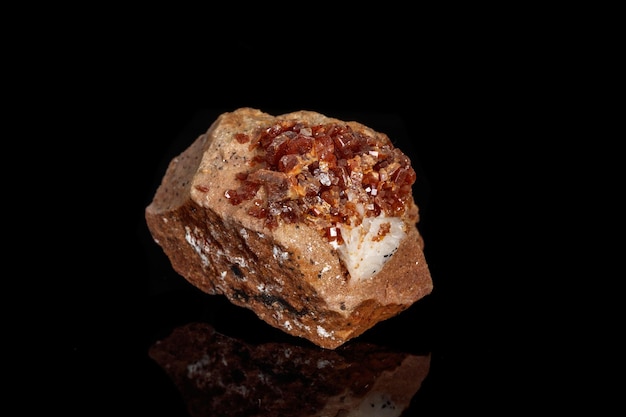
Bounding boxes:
[145,108,433,349]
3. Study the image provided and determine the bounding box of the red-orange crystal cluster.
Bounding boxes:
[225,121,416,243]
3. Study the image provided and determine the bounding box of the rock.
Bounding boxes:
[149,322,431,417]
[145,108,433,349]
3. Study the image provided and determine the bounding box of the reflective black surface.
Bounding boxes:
[142,110,439,416]
[60,105,526,416]
[149,320,431,416]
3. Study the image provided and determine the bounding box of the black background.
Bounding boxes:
[36,20,568,415]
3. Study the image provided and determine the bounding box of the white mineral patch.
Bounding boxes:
[272,245,289,262]
[291,319,311,332]
[184,226,210,267]
[317,325,333,339]
[336,214,406,281]
[232,256,248,268]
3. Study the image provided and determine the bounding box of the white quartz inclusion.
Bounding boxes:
[335,214,406,281]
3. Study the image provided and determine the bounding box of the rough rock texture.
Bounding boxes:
[145,108,433,349]
[149,322,431,417]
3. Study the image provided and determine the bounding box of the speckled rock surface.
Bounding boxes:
[145,108,433,349]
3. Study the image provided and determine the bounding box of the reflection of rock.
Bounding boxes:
[149,322,430,417]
